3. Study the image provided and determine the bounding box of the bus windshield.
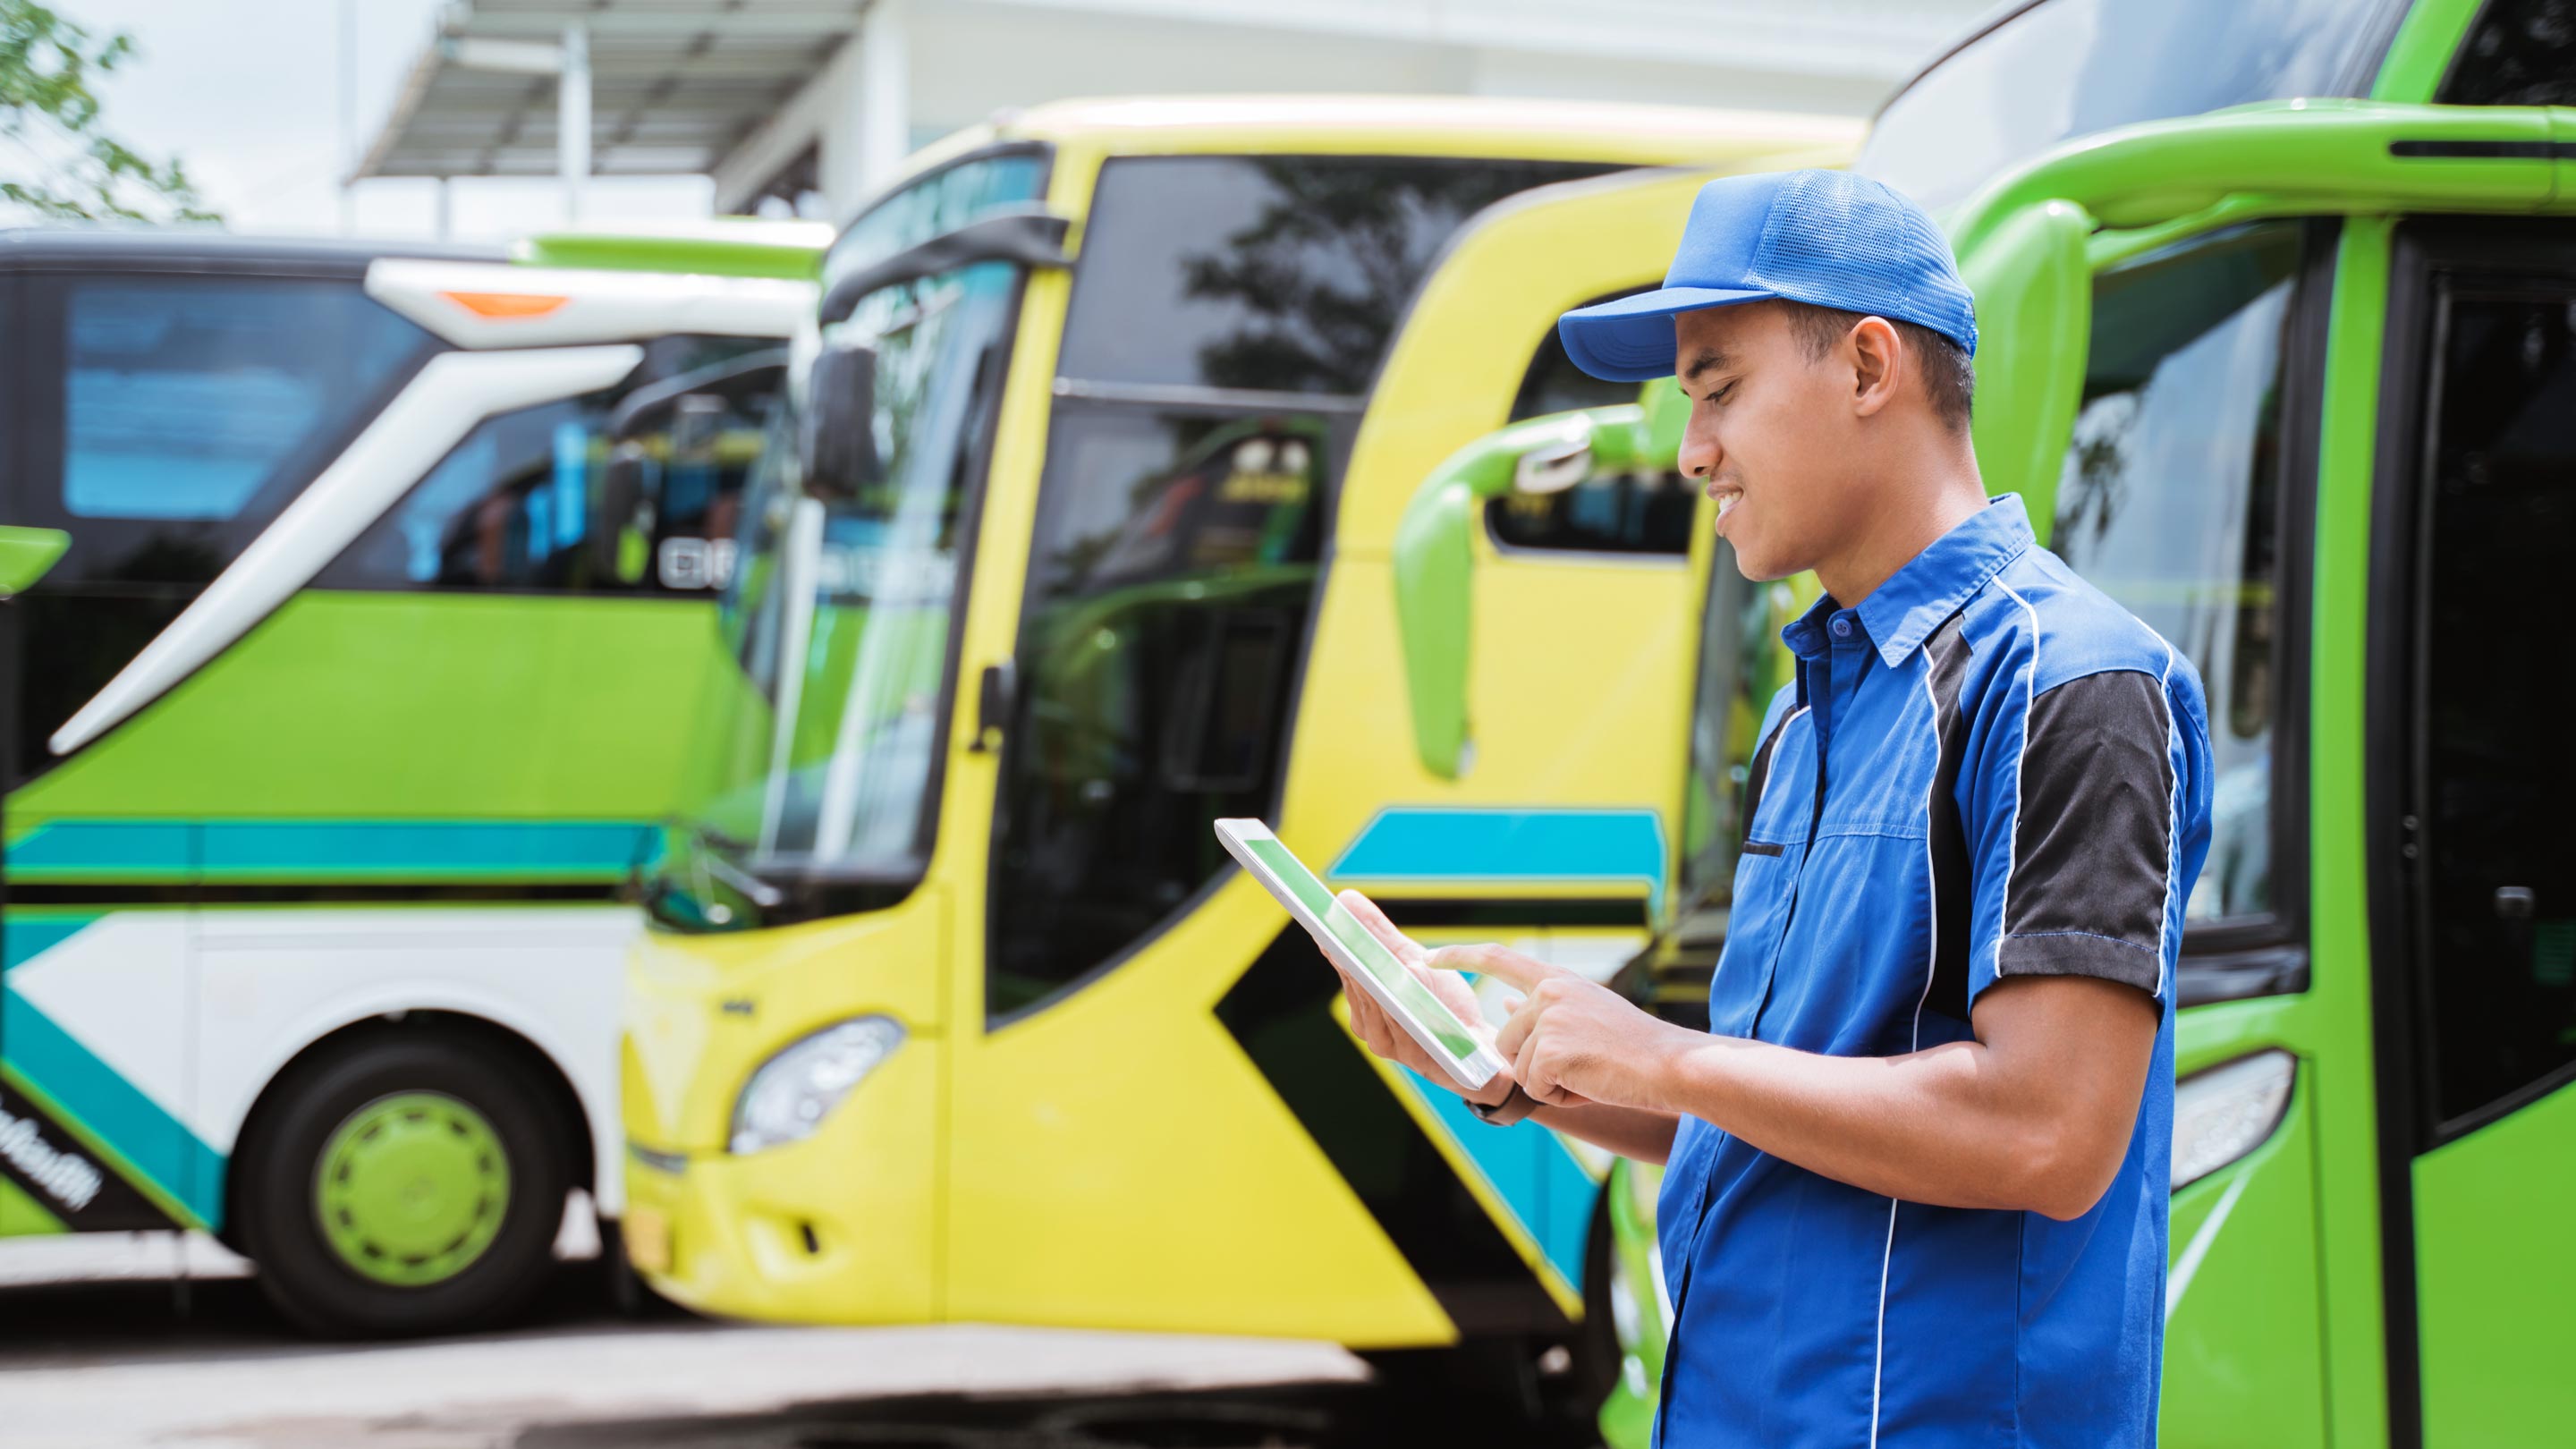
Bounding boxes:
[684,253,1021,887]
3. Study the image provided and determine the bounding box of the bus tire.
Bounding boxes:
[233,1031,569,1339]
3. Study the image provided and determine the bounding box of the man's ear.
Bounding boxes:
[1847,315,1904,419]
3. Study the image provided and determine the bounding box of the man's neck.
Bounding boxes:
[1812,461,1989,610]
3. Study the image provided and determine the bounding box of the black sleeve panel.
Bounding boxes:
[1996,668,2176,996]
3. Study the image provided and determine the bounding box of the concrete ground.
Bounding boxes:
[0,1241,1572,1449]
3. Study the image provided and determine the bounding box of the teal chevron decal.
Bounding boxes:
[1,918,225,1228]
[1398,1065,1598,1290]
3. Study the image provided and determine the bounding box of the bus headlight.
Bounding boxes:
[730,1015,906,1155]
[2171,1049,2294,1191]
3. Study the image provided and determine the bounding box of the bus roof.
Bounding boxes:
[0,228,501,273]
[895,92,1861,186]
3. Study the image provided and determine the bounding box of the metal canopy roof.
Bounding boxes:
[353,1,860,182]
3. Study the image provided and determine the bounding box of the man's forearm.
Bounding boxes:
[1648,1035,2085,1216]
[1528,1099,1681,1165]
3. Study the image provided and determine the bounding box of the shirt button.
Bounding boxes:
[1831,617,1853,639]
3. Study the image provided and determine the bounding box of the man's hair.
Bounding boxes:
[1778,301,1975,435]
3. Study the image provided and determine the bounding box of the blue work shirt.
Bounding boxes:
[1655,495,2213,1448]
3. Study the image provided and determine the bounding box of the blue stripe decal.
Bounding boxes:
[1402,1066,1597,1291]
[2,942,227,1228]
[1328,808,1666,911]
[8,819,658,879]
[4,822,192,875]
[4,914,98,971]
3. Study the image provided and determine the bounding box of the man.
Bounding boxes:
[1313,170,2212,1446]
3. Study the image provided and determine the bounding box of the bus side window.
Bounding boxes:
[1487,312,1696,558]
[318,336,780,596]
[2052,221,2306,932]
[2413,282,2576,1127]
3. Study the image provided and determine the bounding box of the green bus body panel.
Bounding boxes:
[0,1177,65,1234]
[511,229,826,282]
[0,526,69,599]
[2307,217,2398,1449]
[12,590,727,833]
[2411,1081,2576,1444]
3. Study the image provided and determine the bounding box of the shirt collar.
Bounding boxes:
[1846,494,2035,668]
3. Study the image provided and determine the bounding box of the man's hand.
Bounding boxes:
[1296,890,1514,1108]
[1434,943,1703,1109]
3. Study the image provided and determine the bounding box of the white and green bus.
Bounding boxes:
[0,222,820,1335]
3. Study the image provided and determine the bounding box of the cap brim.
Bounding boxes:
[1556,285,1776,382]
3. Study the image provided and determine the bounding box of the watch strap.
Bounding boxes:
[1468,1081,1538,1126]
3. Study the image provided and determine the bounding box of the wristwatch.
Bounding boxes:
[1468,1081,1539,1126]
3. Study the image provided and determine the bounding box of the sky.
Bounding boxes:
[55,0,714,240]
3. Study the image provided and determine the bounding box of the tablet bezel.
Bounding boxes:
[1214,818,1506,1092]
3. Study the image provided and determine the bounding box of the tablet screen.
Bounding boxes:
[1239,835,1481,1062]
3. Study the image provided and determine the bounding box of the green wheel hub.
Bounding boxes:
[314,1092,512,1287]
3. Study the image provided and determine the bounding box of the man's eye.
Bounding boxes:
[1707,382,1739,405]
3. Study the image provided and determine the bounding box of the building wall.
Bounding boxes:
[712,0,1988,218]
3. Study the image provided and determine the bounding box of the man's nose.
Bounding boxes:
[1678,415,1721,483]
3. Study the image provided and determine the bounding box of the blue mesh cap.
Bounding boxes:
[1557,169,1978,382]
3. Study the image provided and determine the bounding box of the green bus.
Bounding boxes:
[1552,1,2576,1443]
[0,221,821,1336]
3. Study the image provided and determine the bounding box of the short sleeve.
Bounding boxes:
[1963,666,2182,1004]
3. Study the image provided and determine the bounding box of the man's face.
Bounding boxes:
[1672,302,1863,583]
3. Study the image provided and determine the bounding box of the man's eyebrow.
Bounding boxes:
[1679,348,1734,385]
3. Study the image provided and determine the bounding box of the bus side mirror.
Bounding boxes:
[1391,392,1679,780]
[801,341,881,503]
[1959,199,2093,533]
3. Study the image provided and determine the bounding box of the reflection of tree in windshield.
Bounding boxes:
[1180,159,1607,395]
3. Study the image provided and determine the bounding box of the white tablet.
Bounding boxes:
[1214,818,1506,1092]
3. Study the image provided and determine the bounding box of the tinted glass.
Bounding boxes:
[2443,0,2576,105]
[2417,284,2576,1124]
[2054,223,2302,926]
[1492,324,1697,556]
[987,407,1333,1017]
[320,336,779,594]
[21,275,433,587]
[62,277,425,522]
[9,273,435,781]
[823,152,1050,298]
[1862,0,2405,211]
[1057,156,1614,395]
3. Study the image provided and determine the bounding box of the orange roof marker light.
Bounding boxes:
[439,290,570,318]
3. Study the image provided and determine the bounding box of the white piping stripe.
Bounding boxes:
[1870,648,1949,1447]
[2155,644,2182,999]
[1991,579,2042,981]
[47,345,646,756]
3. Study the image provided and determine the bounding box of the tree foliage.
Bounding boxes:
[0,0,217,224]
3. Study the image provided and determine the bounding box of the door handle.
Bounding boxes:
[968,661,1013,753]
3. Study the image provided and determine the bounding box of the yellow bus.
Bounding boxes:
[620,95,1849,1409]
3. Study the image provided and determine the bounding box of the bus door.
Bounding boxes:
[0,257,438,1238]
[2378,217,2576,1445]
[946,155,1683,1342]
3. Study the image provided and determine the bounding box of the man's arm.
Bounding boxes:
[1479,956,2156,1217]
